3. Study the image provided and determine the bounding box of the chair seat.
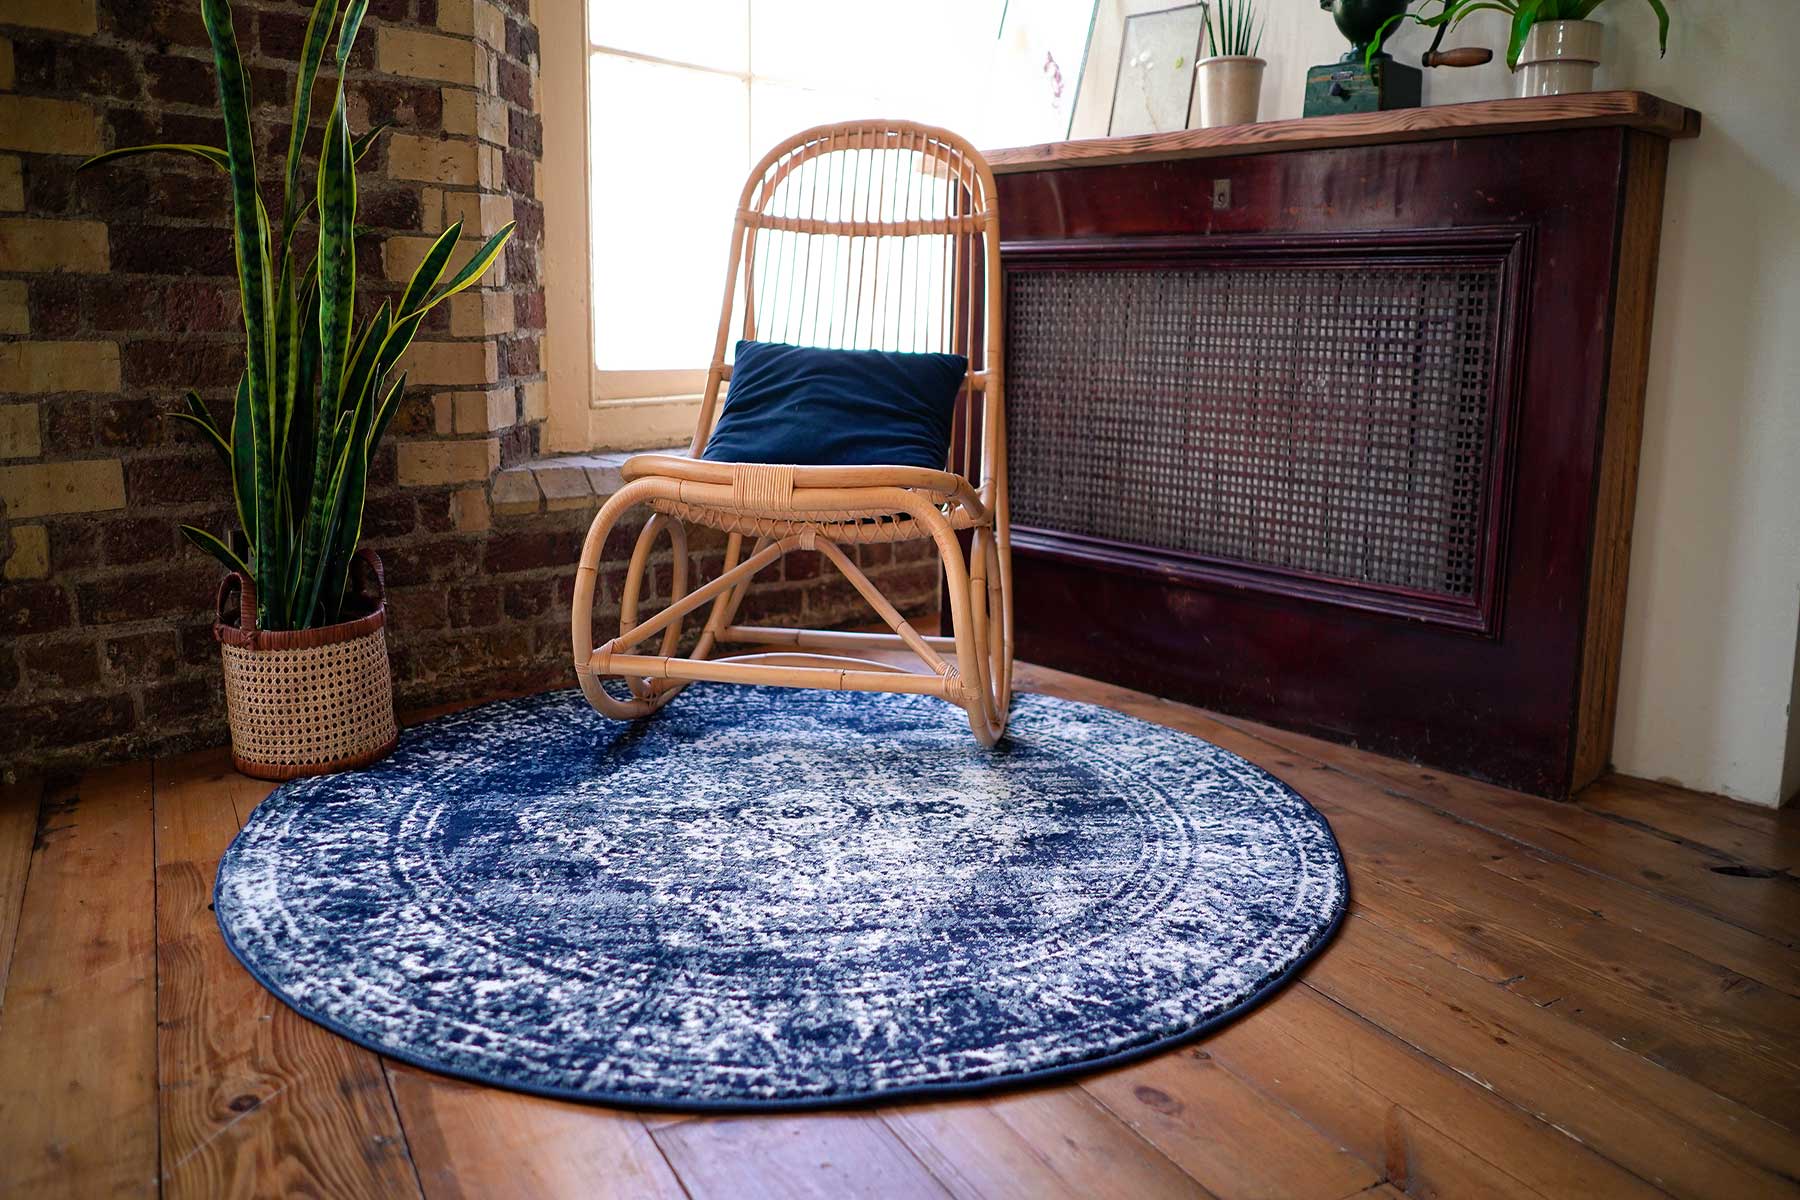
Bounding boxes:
[622,453,970,498]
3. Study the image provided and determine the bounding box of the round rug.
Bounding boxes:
[215,686,1347,1110]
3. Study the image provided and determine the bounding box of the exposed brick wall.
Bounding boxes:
[0,0,938,776]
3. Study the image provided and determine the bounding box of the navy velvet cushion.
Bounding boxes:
[700,340,967,471]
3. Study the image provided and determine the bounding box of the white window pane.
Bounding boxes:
[591,0,749,73]
[749,0,999,126]
[590,55,749,373]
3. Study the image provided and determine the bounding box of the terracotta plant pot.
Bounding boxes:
[1193,56,1266,128]
[1515,19,1602,97]
[213,548,398,781]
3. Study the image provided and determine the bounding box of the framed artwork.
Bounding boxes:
[1106,3,1207,136]
[982,0,1102,148]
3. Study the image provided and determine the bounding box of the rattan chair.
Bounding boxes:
[570,120,1012,745]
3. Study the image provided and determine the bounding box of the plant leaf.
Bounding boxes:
[1641,0,1670,55]
[1508,0,1546,69]
[200,0,279,626]
[417,222,516,313]
[229,372,257,554]
[282,0,341,238]
[352,119,392,162]
[78,143,231,173]
[398,220,463,317]
[337,0,370,65]
[170,411,232,467]
[180,524,253,578]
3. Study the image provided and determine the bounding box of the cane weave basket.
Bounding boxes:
[214,549,398,781]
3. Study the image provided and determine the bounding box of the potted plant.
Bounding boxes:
[1368,0,1669,96]
[81,0,513,779]
[1194,0,1266,127]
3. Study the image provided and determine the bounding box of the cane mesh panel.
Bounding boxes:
[1006,264,1503,598]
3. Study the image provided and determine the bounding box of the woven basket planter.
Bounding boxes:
[214,548,399,781]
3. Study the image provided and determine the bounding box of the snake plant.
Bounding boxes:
[80,0,514,630]
[1368,0,1670,70]
[1205,0,1264,59]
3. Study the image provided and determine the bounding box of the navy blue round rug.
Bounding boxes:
[215,686,1346,1110]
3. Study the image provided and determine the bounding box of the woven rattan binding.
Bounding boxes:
[214,548,399,781]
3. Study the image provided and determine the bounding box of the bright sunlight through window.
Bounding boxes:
[587,0,1095,389]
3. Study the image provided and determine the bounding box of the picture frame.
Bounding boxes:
[1106,3,1209,137]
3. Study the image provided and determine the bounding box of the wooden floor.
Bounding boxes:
[2,661,1799,1199]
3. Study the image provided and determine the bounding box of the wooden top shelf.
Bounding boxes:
[984,91,1700,174]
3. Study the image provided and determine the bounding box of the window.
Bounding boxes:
[545,0,1096,451]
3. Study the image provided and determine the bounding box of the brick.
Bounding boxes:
[75,566,212,624]
[0,218,108,273]
[474,0,504,47]
[378,27,482,84]
[0,38,12,90]
[440,87,477,136]
[0,341,121,393]
[0,156,19,210]
[437,0,473,34]
[104,629,183,680]
[0,95,100,155]
[483,526,581,574]
[22,639,101,689]
[396,436,499,485]
[532,462,591,511]
[520,377,548,422]
[0,279,27,333]
[0,0,97,35]
[3,522,47,579]
[451,387,511,432]
[0,459,125,517]
[386,131,479,184]
[444,190,513,235]
[449,485,489,531]
[0,578,68,633]
[0,402,39,457]
[399,339,498,386]
[479,142,502,189]
[441,91,506,146]
[489,465,539,515]
[450,290,513,337]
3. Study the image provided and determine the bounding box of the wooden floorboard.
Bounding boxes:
[0,764,159,1198]
[152,749,420,1199]
[5,661,1800,1198]
[0,776,41,1008]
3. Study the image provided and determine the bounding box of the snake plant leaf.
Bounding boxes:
[419,222,517,313]
[300,83,358,615]
[180,524,253,579]
[337,0,370,64]
[282,0,341,238]
[169,413,232,467]
[370,370,407,450]
[338,300,391,412]
[78,143,231,173]
[352,120,393,161]
[398,220,464,318]
[229,372,257,555]
[173,390,231,467]
[200,0,279,624]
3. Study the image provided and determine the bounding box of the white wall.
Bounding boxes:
[1070,0,1800,804]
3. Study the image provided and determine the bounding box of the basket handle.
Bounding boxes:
[217,569,258,632]
[215,550,386,633]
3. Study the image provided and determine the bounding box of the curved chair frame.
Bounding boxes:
[570,120,1012,744]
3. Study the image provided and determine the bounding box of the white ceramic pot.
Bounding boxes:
[1193,56,1265,128]
[1514,19,1602,97]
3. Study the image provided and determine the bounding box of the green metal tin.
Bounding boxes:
[1304,53,1422,116]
